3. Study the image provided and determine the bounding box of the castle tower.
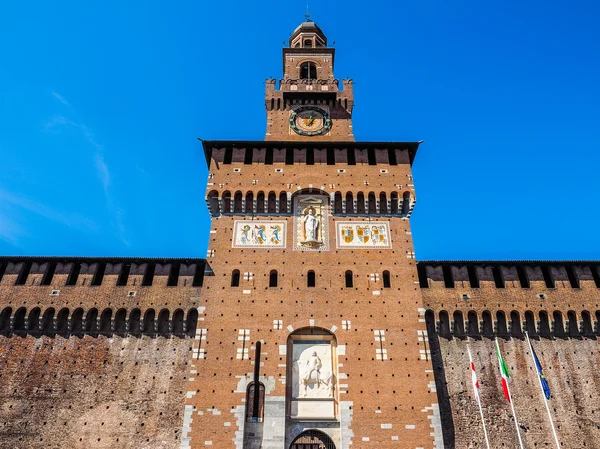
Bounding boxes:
[265,18,354,141]
[188,19,439,449]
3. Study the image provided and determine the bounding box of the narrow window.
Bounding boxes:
[510,311,523,338]
[539,311,551,338]
[581,310,593,337]
[496,311,508,336]
[368,193,376,214]
[306,148,314,165]
[347,148,356,165]
[334,192,343,214]
[172,309,185,336]
[244,148,253,164]
[142,263,155,286]
[307,270,316,288]
[516,265,530,288]
[367,148,376,165]
[15,262,31,286]
[286,148,294,165]
[26,308,41,333]
[114,309,127,334]
[467,311,479,337]
[85,308,98,333]
[390,192,399,214]
[128,309,141,334]
[327,148,335,165]
[192,262,205,287]
[222,191,232,213]
[245,192,254,214]
[553,311,566,338]
[41,262,56,286]
[379,192,388,214]
[356,192,365,214]
[417,264,429,288]
[492,266,505,288]
[438,311,451,339]
[157,309,170,335]
[234,191,243,213]
[567,310,579,337]
[265,148,274,165]
[231,270,240,287]
[525,311,537,337]
[99,309,113,334]
[186,309,199,337]
[142,309,156,335]
[269,270,278,288]
[388,148,397,165]
[224,148,233,164]
[267,192,277,213]
[256,192,265,214]
[453,311,465,338]
[541,265,554,288]
[566,265,580,288]
[345,270,353,288]
[481,311,493,338]
[383,270,391,288]
[117,263,131,286]
[401,192,411,215]
[91,262,106,286]
[167,263,180,287]
[442,265,454,288]
[71,308,84,334]
[13,307,27,333]
[345,192,354,214]
[245,382,265,423]
[467,265,479,288]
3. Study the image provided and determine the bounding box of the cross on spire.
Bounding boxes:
[305,2,311,21]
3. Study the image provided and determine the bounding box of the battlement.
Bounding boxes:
[417,260,600,289]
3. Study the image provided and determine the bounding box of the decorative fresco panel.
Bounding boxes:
[232,221,286,248]
[293,194,330,251]
[335,221,392,249]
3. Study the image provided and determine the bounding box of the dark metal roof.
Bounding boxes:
[199,139,421,167]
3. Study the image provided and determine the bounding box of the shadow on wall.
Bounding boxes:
[425,310,455,449]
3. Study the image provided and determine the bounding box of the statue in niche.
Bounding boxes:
[302,207,320,244]
[296,348,334,399]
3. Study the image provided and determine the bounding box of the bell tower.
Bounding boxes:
[265,18,354,141]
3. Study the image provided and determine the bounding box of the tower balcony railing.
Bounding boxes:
[278,78,339,93]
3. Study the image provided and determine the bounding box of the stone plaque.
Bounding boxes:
[232,221,286,248]
[335,221,392,249]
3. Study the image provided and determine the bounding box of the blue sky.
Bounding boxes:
[1,1,599,260]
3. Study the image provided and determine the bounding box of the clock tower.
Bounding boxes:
[191,18,440,449]
[265,19,355,141]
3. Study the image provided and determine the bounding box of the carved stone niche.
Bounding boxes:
[293,194,330,252]
[287,328,337,419]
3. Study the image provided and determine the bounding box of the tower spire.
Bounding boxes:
[305,2,311,21]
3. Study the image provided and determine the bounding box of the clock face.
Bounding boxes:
[289,106,332,136]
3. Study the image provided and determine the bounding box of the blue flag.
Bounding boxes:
[531,343,551,399]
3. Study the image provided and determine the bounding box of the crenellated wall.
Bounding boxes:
[0,256,207,449]
[420,261,600,449]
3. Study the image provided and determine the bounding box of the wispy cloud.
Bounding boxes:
[0,188,97,231]
[0,214,25,247]
[52,90,71,107]
[46,91,131,246]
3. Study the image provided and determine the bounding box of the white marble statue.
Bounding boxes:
[302,207,320,242]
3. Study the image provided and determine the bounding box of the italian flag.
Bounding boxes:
[495,339,511,402]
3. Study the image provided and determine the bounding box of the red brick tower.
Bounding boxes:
[186,18,441,449]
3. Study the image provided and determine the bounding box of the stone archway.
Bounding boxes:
[290,429,336,449]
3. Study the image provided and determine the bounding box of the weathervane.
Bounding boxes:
[305,2,311,21]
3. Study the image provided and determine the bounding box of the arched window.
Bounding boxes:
[383,271,391,288]
[245,382,265,423]
[300,62,316,79]
[0,307,12,333]
[303,39,313,48]
[345,270,353,288]
[438,311,451,339]
[114,309,127,334]
[379,192,388,214]
[56,308,69,334]
[496,311,508,337]
[85,308,98,334]
[567,310,579,338]
[269,270,278,288]
[71,308,84,335]
[510,311,523,339]
[307,270,316,288]
[231,270,241,287]
[453,311,465,338]
[99,309,113,334]
[207,190,219,216]
[390,192,399,214]
[553,311,566,338]
[157,309,170,336]
[401,191,411,215]
[539,311,551,338]
[128,308,141,335]
[279,192,288,214]
[27,308,41,334]
[291,430,336,449]
[267,192,277,213]
[356,192,365,214]
[581,310,594,337]
[368,192,377,214]
[345,192,354,214]
[334,192,343,214]
[142,309,156,335]
[245,192,254,214]
[222,191,232,214]
[256,192,265,214]
[42,308,56,334]
[172,309,185,336]
[525,311,537,337]
[186,309,199,337]
[481,310,493,338]
[234,191,243,213]
[467,311,479,337]
[13,307,26,333]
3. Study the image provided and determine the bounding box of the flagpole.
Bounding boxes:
[495,338,524,449]
[525,332,561,449]
[467,345,491,449]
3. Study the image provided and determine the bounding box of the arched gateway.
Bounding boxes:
[290,429,336,449]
